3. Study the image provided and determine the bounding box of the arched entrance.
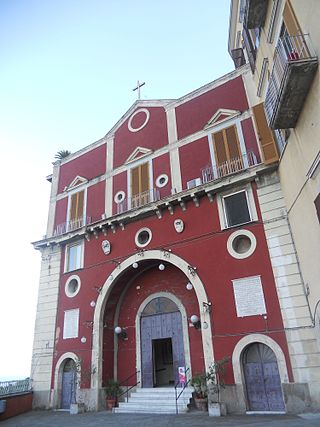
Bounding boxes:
[61,359,76,409]
[242,343,285,412]
[140,296,185,387]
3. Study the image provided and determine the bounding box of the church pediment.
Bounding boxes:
[204,108,240,129]
[125,146,153,164]
[64,175,88,192]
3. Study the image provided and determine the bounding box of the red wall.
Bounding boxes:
[179,137,211,189]
[58,144,106,194]
[0,393,32,421]
[175,76,249,140]
[241,118,261,163]
[86,181,105,224]
[152,153,172,198]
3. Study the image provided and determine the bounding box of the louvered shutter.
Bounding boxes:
[140,162,149,193]
[77,191,84,220]
[131,166,140,197]
[213,130,227,166]
[253,103,279,164]
[225,126,240,160]
[70,193,78,222]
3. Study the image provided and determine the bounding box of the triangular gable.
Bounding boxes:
[204,108,241,129]
[125,146,153,164]
[64,175,88,192]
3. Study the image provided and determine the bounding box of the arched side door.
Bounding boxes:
[243,343,285,412]
[61,359,76,409]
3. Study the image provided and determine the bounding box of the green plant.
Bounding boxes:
[206,356,230,403]
[190,373,208,399]
[104,379,122,399]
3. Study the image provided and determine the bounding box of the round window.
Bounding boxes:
[114,191,125,204]
[156,174,169,188]
[65,275,81,298]
[135,227,152,248]
[227,229,257,259]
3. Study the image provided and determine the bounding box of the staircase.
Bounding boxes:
[114,387,193,414]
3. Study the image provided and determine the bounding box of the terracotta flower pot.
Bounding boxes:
[106,398,117,410]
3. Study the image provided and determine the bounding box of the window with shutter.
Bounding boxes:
[130,162,150,207]
[252,103,279,164]
[212,125,242,177]
[69,190,85,230]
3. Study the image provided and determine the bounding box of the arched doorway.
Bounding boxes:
[61,359,76,409]
[243,343,285,412]
[140,296,185,388]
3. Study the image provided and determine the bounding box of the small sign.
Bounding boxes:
[101,240,111,255]
[178,366,186,384]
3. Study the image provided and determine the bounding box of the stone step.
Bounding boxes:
[114,404,188,414]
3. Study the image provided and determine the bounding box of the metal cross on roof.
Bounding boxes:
[133,80,145,99]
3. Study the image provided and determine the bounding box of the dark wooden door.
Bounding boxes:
[243,343,285,412]
[141,311,185,387]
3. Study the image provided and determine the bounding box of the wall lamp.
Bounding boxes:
[114,326,127,340]
[190,315,201,330]
[203,301,212,313]
[188,265,197,276]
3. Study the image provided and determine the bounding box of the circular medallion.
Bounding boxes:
[128,108,150,133]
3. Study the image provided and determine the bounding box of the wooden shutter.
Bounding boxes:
[225,126,240,159]
[252,103,279,164]
[213,130,227,166]
[213,125,241,166]
[69,191,84,221]
[283,1,301,36]
[131,162,149,196]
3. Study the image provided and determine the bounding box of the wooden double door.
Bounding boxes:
[140,311,185,388]
[243,343,285,412]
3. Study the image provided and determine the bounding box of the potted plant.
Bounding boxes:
[104,379,122,410]
[190,373,208,411]
[206,356,229,417]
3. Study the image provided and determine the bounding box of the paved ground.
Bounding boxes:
[2,411,320,427]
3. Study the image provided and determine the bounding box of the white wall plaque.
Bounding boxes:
[232,276,266,317]
[63,309,79,339]
[102,240,111,255]
[174,219,184,233]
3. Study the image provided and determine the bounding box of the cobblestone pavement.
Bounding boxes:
[2,411,320,427]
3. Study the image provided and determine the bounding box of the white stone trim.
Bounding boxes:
[156,174,169,188]
[134,227,152,248]
[227,229,257,259]
[105,136,114,218]
[52,352,80,409]
[65,275,81,298]
[232,333,289,385]
[128,108,150,132]
[135,292,192,387]
[90,250,214,410]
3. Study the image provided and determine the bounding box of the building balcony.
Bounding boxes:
[265,33,318,129]
[244,0,268,29]
[201,151,259,184]
[117,188,160,214]
[54,216,92,236]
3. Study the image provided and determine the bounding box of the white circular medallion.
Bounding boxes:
[128,108,150,132]
[114,191,126,204]
[135,227,152,248]
[65,275,81,298]
[156,174,169,188]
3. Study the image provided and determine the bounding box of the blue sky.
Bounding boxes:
[0,1,233,379]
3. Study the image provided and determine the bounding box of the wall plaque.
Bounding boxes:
[102,240,111,255]
[232,276,266,317]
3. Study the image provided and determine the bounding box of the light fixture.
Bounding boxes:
[158,263,165,271]
[132,262,139,269]
[186,282,193,291]
[114,326,127,339]
[190,314,201,329]
[90,300,96,307]
[81,336,87,343]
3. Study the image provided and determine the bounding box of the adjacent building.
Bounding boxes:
[229,0,320,409]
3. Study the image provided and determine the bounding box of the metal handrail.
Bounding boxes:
[174,367,190,414]
[118,370,140,403]
[117,188,160,214]
[0,378,32,397]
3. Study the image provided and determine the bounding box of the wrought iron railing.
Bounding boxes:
[0,378,32,397]
[201,151,259,184]
[118,370,140,403]
[265,33,317,126]
[117,188,160,214]
[174,367,190,414]
[54,216,92,236]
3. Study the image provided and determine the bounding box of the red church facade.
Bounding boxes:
[32,66,308,414]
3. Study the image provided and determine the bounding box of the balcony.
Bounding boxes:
[201,151,259,184]
[117,188,160,214]
[244,0,268,29]
[265,34,318,129]
[54,216,92,236]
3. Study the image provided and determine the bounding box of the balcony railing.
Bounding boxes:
[201,151,259,184]
[265,33,318,129]
[117,188,160,214]
[0,378,32,397]
[54,216,92,236]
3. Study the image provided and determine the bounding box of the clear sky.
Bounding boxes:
[0,0,233,379]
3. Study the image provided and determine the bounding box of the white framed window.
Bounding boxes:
[114,191,126,204]
[227,229,257,259]
[135,227,152,248]
[65,275,81,298]
[65,241,84,272]
[63,309,79,339]
[217,184,258,230]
